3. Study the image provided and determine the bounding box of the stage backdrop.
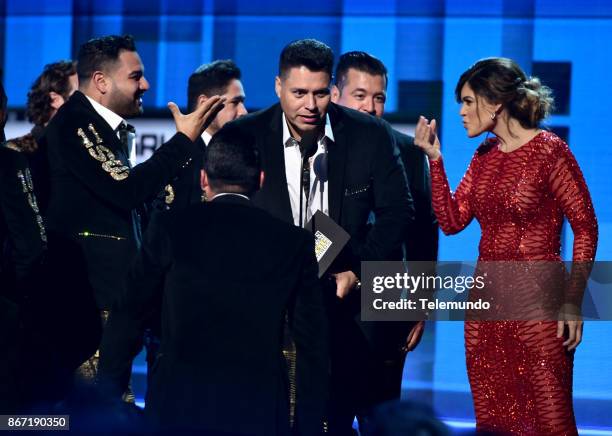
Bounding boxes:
[2,0,611,430]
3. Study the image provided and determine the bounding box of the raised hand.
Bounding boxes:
[167,95,226,142]
[414,116,441,161]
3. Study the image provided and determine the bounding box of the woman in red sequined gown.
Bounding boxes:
[415,58,598,435]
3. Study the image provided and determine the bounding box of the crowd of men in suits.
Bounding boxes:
[0,35,439,435]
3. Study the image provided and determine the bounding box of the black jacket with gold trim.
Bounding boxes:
[0,146,46,291]
[45,91,199,309]
[153,136,205,211]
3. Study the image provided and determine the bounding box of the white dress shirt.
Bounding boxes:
[282,113,333,227]
[86,95,137,166]
[201,130,213,146]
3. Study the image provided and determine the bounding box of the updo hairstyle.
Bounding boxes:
[455,57,554,129]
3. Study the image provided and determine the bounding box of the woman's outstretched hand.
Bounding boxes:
[414,116,442,161]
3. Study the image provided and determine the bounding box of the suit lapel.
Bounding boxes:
[259,105,293,224]
[72,91,131,166]
[327,104,347,223]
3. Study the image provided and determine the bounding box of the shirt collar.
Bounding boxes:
[85,95,125,131]
[201,130,213,146]
[282,112,334,147]
[210,192,250,201]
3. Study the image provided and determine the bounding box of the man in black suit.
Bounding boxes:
[1,79,99,411]
[331,50,439,404]
[45,34,223,313]
[98,129,328,435]
[221,39,413,435]
[5,60,78,215]
[159,59,248,210]
[44,34,224,389]
[332,51,438,264]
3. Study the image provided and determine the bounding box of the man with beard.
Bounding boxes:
[44,35,224,390]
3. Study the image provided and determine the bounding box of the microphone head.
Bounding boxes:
[299,131,318,159]
[313,153,328,183]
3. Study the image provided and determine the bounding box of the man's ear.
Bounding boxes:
[274,76,281,99]
[49,92,65,110]
[200,169,209,191]
[197,94,210,108]
[259,171,265,189]
[331,85,340,103]
[91,71,108,94]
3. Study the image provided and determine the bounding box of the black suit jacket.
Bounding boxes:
[153,137,206,211]
[223,103,414,278]
[392,130,438,262]
[45,91,200,309]
[1,146,101,407]
[98,195,328,435]
[0,147,45,287]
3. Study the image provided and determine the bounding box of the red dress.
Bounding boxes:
[429,131,598,435]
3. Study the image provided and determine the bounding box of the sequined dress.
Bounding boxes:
[429,131,598,435]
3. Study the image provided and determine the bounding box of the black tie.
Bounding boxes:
[116,122,143,248]
[117,122,135,158]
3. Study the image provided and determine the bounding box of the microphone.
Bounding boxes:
[313,152,327,214]
[298,131,319,227]
[313,153,328,183]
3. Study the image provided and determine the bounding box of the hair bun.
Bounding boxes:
[515,76,554,126]
[522,77,542,91]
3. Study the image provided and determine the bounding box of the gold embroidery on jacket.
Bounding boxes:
[16,169,47,243]
[88,124,104,144]
[164,184,175,204]
[77,125,130,181]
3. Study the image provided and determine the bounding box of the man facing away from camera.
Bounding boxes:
[98,128,329,436]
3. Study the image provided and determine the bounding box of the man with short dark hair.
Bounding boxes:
[44,35,223,378]
[187,59,247,142]
[332,51,437,262]
[98,128,328,435]
[159,60,248,209]
[222,38,414,435]
[331,51,439,408]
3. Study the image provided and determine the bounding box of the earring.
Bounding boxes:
[490,112,497,121]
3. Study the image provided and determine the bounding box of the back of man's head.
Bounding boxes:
[278,39,334,79]
[27,60,77,126]
[204,128,260,196]
[335,51,387,91]
[187,60,241,112]
[77,35,136,85]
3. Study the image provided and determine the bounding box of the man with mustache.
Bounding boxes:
[222,39,413,435]
[44,34,224,386]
